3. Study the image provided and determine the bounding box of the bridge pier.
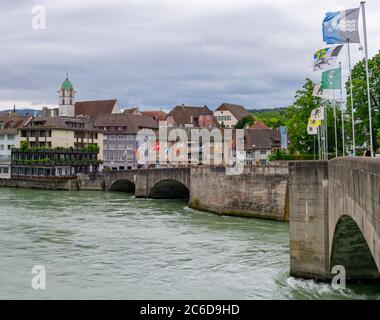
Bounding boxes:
[289,161,330,281]
[135,173,149,198]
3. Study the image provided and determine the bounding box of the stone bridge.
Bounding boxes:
[76,165,289,220]
[289,158,380,281]
[103,167,191,198]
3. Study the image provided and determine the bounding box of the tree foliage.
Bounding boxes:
[235,114,256,129]
[284,78,343,155]
[346,51,380,152]
[251,108,287,129]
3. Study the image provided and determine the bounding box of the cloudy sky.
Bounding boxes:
[1,0,379,112]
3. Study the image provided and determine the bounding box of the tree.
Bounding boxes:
[235,114,256,129]
[86,144,100,153]
[285,78,342,155]
[285,79,321,154]
[20,140,29,151]
[346,51,380,153]
[252,108,287,129]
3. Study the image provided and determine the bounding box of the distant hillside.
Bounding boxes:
[0,109,42,116]
[248,107,288,115]
[248,107,288,129]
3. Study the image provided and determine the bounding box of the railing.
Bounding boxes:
[11,175,77,181]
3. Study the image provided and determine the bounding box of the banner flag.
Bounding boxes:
[307,125,318,135]
[321,68,341,89]
[311,107,324,121]
[279,126,288,149]
[322,8,360,44]
[313,45,343,71]
[308,117,321,128]
[312,84,323,97]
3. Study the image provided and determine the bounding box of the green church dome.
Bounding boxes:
[61,77,73,90]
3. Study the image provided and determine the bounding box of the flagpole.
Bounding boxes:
[333,70,338,158]
[347,41,356,156]
[339,62,345,156]
[325,100,329,160]
[361,1,374,157]
[318,126,321,160]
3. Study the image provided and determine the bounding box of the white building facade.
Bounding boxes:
[0,130,19,179]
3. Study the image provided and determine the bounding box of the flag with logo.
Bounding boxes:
[307,124,319,135]
[308,117,321,128]
[322,8,360,44]
[311,107,324,121]
[307,117,321,135]
[322,68,341,89]
[312,84,323,97]
[320,68,341,100]
[313,45,342,71]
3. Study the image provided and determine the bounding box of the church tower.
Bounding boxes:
[58,73,76,117]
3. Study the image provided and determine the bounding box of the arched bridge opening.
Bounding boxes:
[149,179,190,200]
[110,179,136,193]
[330,215,380,280]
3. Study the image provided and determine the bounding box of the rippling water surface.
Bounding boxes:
[0,187,379,299]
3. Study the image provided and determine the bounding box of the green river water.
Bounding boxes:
[0,187,379,300]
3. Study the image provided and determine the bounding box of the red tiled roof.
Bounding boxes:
[0,113,32,133]
[244,128,281,150]
[215,103,250,121]
[141,111,167,123]
[123,108,142,115]
[167,105,218,127]
[20,116,101,132]
[250,120,269,129]
[94,113,158,134]
[75,100,117,118]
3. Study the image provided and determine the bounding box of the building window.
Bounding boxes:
[0,145,3,151]
[0,135,4,140]
[109,154,115,161]
[118,144,125,150]
[260,150,267,155]
[118,155,125,161]
[7,135,15,140]
[118,135,124,140]
[126,144,134,150]
[126,135,134,140]
[109,144,116,150]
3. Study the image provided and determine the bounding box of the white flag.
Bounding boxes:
[312,84,323,97]
[307,125,318,135]
[311,107,324,121]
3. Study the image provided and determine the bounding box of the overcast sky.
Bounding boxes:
[0,0,379,112]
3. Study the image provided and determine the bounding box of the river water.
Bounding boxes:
[0,187,379,300]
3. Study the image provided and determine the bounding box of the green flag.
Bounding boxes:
[321,68,341,90]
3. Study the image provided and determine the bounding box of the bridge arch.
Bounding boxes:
[110,179,136,193]
[148,179,190,199]
[330,215,379,280]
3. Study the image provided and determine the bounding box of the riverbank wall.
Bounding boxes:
[189,166,289,221]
